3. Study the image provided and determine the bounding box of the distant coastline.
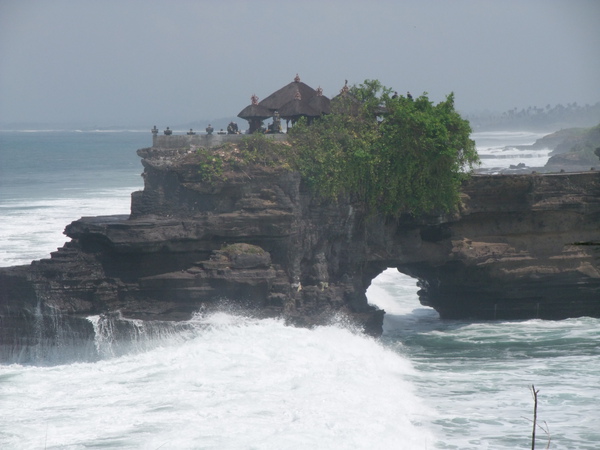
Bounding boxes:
[467,101,600,132]
[3,100,600,134]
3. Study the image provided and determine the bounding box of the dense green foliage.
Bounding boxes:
[288,80,479,215]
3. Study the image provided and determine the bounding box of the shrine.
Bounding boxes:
[237,74,331,132]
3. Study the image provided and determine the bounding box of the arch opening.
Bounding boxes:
[366,268,439,333]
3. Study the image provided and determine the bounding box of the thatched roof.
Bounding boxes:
[278,97,321,120]
[308,93,331,115]
[331,94,360,115]
[258,74,320,111]
[237,103,273,120]
[331,80,385,116]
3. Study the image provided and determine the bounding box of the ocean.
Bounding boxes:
[0,130,598,449]
[473,130,553,173]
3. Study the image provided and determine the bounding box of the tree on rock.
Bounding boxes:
[288,79,479,216]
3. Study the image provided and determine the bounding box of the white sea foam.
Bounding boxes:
[472,130,553,170]
[477,147,553,170]
[0,313,434,449]
[369,269,600,449]
[0,187,138,266]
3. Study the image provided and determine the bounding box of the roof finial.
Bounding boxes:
[294,73,301,83]
[317,86,323,96]
[340,80,349,95]
[251,94,259,105]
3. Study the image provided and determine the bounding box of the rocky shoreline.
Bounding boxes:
[481,124,600,175]
[1,140,600,360]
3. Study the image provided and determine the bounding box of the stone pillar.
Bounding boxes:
[151,125,158,147]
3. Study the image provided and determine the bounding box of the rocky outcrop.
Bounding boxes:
[2,143,600,361]
[551,124,600,155]
[514,124,600,170]
[402,174,600,319]
[516,128,587,151]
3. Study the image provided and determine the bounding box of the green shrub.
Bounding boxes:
[196,147,224,183]
[288,80,479,215]
[220,243,265,256]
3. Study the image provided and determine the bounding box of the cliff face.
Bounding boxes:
[2,145,600,360]
[400,174,600,319]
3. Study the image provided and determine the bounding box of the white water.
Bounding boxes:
[0,187,137,266]
[371,269,600,449]
[0,312,434,449]
[2,271,599,449]
[472,130,552,171]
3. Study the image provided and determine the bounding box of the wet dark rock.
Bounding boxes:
[546,151,595,169]
[2,145,600,359]
[509,163,527,169]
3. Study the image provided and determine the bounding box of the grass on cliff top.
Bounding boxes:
[195,134,294,183]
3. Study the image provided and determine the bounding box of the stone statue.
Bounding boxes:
[227,122,239,134]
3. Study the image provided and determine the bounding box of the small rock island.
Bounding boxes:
[1,77,599,361]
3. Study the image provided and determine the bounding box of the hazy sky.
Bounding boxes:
[1,0,599,127]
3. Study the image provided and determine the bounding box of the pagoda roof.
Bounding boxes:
[308,92,331,115]
[278,97,321,120]
[258,74,320,111]
[237,102,273,120]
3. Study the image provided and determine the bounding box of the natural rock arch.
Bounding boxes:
[1,146,600,361]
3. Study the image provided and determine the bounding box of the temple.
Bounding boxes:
[237,74,331,133]
[151,74,337,148]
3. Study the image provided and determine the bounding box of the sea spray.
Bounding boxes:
[0,312,434,449]
[2,300,98,365]
[472,130,553,172]
[87,312,195,359]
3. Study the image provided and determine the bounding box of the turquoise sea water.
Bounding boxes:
[0,130,146,265]
[0,131,599,449]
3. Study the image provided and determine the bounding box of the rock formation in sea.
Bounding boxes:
[1,139,599,360]
[514,123,600,171]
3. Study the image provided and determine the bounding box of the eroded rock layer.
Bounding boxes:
[1,145,599,359]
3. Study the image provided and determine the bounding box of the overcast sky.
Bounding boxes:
[1,0,599,127]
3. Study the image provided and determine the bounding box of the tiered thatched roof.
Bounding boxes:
[237,75,331,127]
[258,74,320,111]
[331,80,361,115]
[237,94,273,120]
[308,87,331,115]
[278,90,321,120]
